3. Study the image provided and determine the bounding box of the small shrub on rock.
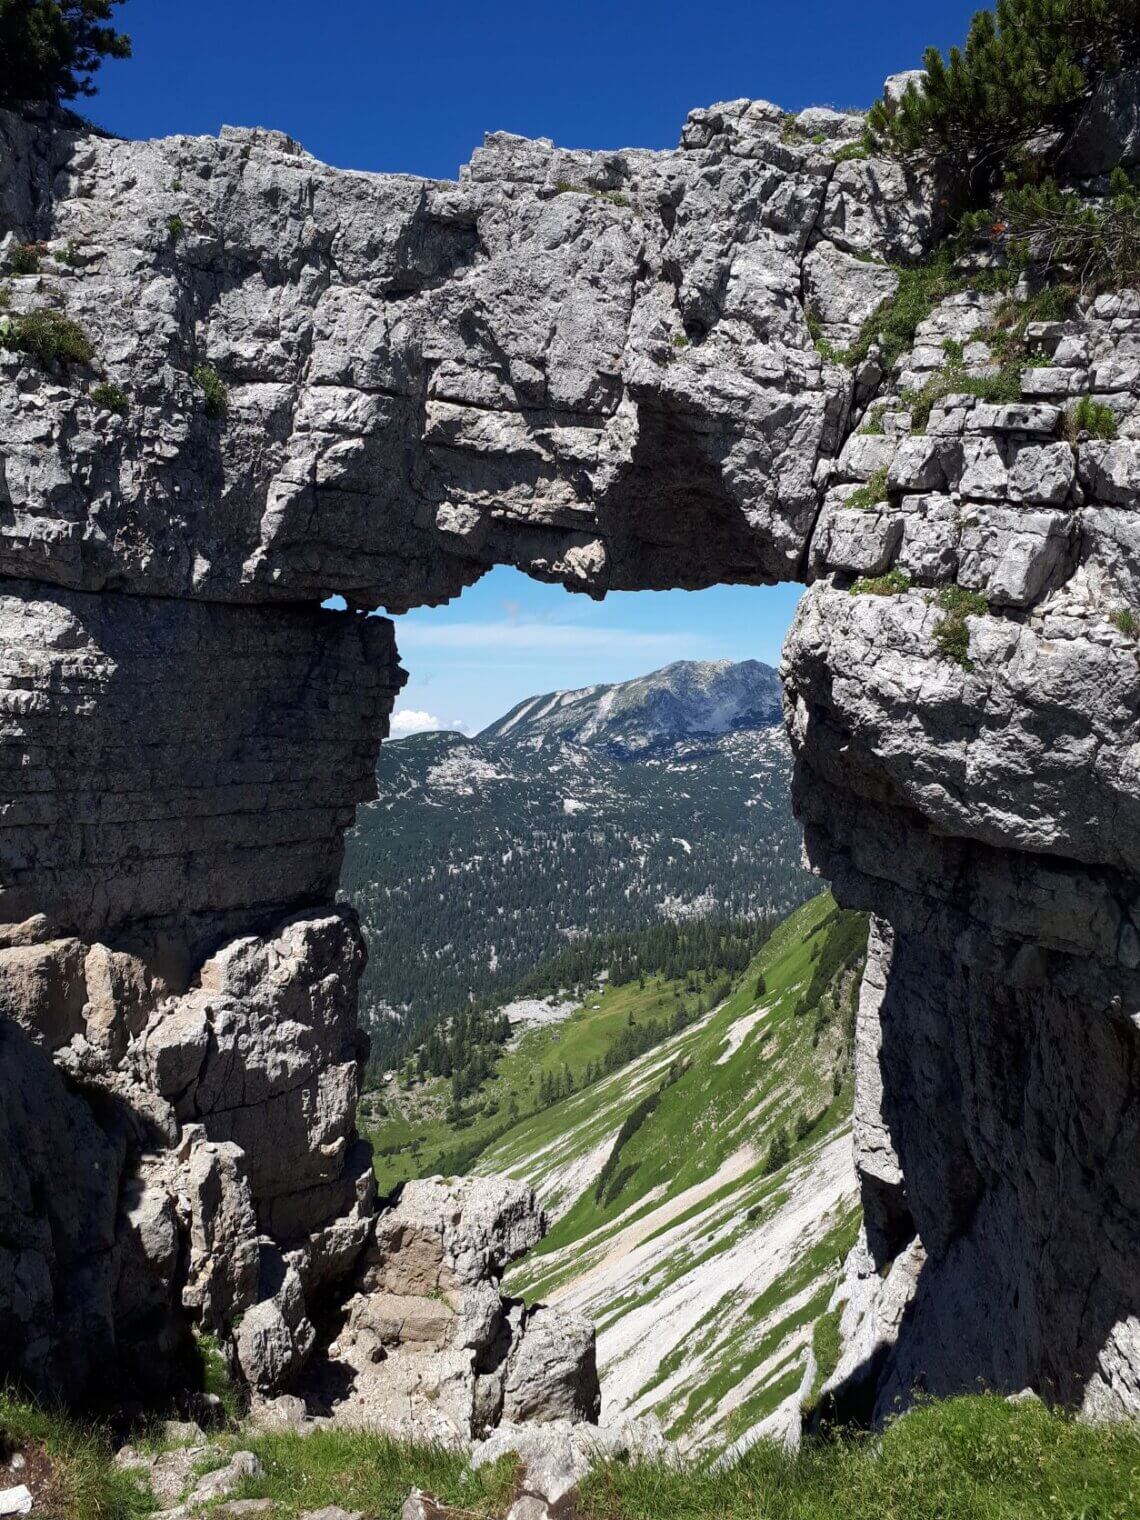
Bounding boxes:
[1064,395,1117,443]
[9,242,44,275]
[933,584,989,668]
[0,307,94,365]
[1111,607,1138,638]
[851,568,911,597]
[966,168,1140,291]
[166,214,185,239]
[762,1125,791,1175]
[90,380,128,415]
[192,363,227,419]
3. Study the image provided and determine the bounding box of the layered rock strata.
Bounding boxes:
[2,78,1140,1428]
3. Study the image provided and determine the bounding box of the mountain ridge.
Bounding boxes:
[342,659,813,1053]
[475,659,784,758]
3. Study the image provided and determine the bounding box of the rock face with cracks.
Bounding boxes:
[2,75,1140,1432]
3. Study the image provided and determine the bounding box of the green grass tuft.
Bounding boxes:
[845,466,890,510]
[932,584,988,669]
[90,381,129,416]
[1064,396,1117,443]
[1111,607,1138,638]
[846,254,1013,373]
[903,360,1022,432]
[193,1330,245,1424]
[0,307,94,365]
[0,1392,153,1520]
[225,1425,517,1519]
[850,569,910,597]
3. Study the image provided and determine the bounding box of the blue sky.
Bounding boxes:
[92,0,979,734]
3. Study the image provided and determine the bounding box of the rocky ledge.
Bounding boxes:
[2,70,1140,1431]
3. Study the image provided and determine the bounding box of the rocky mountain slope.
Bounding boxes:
[365,893,868,1455]
[2,46,1140,1433]
[342,660,812,1045]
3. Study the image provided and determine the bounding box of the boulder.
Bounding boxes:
[501,1306,601,1425]
[0,940,86,1051]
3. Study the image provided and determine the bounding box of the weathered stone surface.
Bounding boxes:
[802,242,898,344]
[0,938,86,1049]
[0,106,853,608]
[0,1017,121,1397]
[1058,67,1140,178]
[365,1176,547,1293]
[501,1306,601,1425]
[0,583,403,948]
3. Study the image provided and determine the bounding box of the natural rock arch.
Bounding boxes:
[1,89,1139,1424]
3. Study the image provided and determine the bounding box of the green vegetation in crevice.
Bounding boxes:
[850,569,911,597]
[845,466,890,510]
[581,1393,1140,1520]
[1111,607,1137,638]
[1064,394,1118,442]
[90,379,129,414]
[932,584,989,669]
[847,254,1015,374]
[833,134,873,164]
[192,363,227,418]
[0,306,94,365]
[553,181,630,208]
[902,358,1023,432]
[192,1329,245,1426]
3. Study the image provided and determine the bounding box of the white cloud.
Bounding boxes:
[393,619,697,657]
[389,708,445,737]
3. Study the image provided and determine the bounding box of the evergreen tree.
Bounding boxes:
[868,0,1140,196]
[0,0,131,106]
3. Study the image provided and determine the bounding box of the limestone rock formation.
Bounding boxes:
[2,64,1140,1432]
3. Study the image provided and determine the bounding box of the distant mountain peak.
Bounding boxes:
[477,658,782,758]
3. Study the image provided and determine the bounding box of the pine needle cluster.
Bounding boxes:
[868,0,1140,195]
[0,0,131,107]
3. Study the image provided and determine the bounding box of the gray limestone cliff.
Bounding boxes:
[1,77,1139,1428]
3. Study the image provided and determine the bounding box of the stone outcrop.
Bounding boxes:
[2,70,1140,1433]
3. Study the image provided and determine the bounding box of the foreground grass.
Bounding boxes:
[4,1391,1140,1518]
[581,1395,1140,1520]
[227,1426,518,1518]
[0,1392,152,1520]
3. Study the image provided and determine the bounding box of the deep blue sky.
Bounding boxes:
[93,0,979,733]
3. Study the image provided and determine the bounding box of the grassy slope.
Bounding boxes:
[580,1394,1140,1520]
[367,971,720,1195]
[364,894,869,1452]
